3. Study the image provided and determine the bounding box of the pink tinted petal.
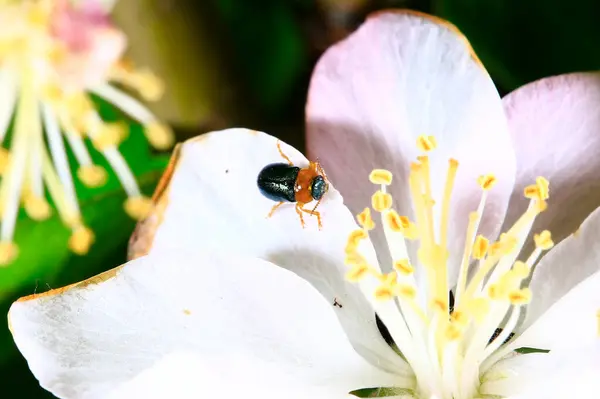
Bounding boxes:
[50,0,111,52]
[50,0,125,89]
[306,10,515,286]
[501,73,600,254]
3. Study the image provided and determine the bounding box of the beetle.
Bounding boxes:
[257,141,329,229]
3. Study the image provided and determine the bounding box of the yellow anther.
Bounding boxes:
[356,208,375,230]
[534,230,554,250]
[445,323,462,341]
[24,195,52,221]
[416,135,437,152]
[346,229,368,253]
[77,165,108,188]
[490,233,518,256]
[346,264,370,282]
[41,84,63,103]
[450,310,468,326]
[369,169,393,185]
[27,6,48,26]
[134,69,165,101]
[344,252,366,267]
[524,177,550,202]
[466,298,490,323]
[379,271,398,285]
[0,147,10,174]
[124,196,154,220]
[393,259,414,275]
[145,122,174,150]
[512,261,531,279]
[397,284,416,300]
[92,123,128,150]
[536,177,550,200]
[385,210,418,239]
[69,227,95,255]
[477,174,497,191]
[431,297,448,314]
[375,286,395,301]
[472,235,489,260]
[371,190,393,212]
[509,288,532,305]
[0,241,18,266]
[488,283,505,301]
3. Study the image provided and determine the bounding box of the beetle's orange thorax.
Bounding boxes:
[295,167,316,203]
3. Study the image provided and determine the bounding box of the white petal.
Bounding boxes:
[505,268,600,354]
[482,342,600,398]
[305,10,515,287]
[128,128,407,373]
[107,351,356,399]
[503,342,600,399]
[519,206,600,332]
[9,250,401,399]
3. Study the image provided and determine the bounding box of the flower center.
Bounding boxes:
[344,135,553,399]
[0,0,173,265]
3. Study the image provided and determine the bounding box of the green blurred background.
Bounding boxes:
[3,0,600,396]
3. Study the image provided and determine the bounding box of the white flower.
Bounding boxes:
[7,10,600,399]
[0,0,173,264]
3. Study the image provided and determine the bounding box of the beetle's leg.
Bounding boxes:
[267,202,285,218]
[295,202,307,228]
[298,202,322,230]
[277,141,294,166]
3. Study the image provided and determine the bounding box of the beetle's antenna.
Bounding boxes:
[311,198,322,215]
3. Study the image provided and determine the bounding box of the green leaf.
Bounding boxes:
[211,0,307,112]
[434,0,600,92]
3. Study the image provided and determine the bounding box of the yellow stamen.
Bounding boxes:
[477,174,497,191]
[372,190,393,212]
[509,288,531,305]
[535,177,550,200]
[533,230,554,250]
[375,285,395,301]
[68,226,95,255]
[456,212,480,300]
[385,210,418,239]
[0,148,10,174]
[416,135,437,152]
[346,264,370,282]
[445,323,462,341]
[77,165,108,188]
[0,241,18,266]
[512,261,531,279]
[124,196,153,220]
[397,284,417,300]
[344,252,366,266]
[472,235,489,260]
[524,177,550,201]
[91,123,128,151]
[369,169,393,185]
[346,229,368,253]
[23,195,51,221]
[440,159,459,251]
[465,297,490,323]
[145,122,174,150]
[356,208,376,230]
[393,258,414,275]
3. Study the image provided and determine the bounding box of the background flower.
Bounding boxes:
[4,0,600,397]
